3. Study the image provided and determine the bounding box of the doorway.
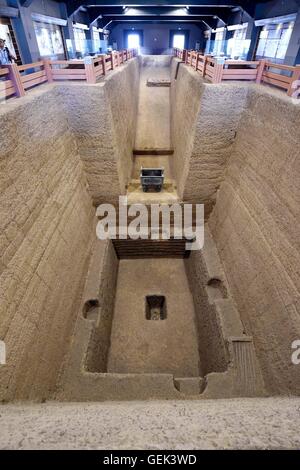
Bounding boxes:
[170,30,189,50]
[124,30,143,50]
[172,34,185,49]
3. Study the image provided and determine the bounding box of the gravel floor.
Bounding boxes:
[0,397,300,450]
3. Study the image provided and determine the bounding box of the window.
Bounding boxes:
[0,18,20,63]
[127,33,140,49]
[34,21,65,58]
[172,34,185,49]
[0,23,16,57]
[213,29,225,56]
[255,21,294,63]
[227,24,250,59]
[73,26,87,55]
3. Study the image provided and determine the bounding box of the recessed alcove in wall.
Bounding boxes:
[206,278,228,300]
[83,299,99,321]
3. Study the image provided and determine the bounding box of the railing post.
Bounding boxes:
[101,55,106,76]
[212,58,224,84]
[287,65,300,96]
[84,56,96,84]
[195,52,199,71]
[7,63,25,97]
[202,55,207,77]
[43,59,53,83]
[256,59,266,84]
[110,52,114,70]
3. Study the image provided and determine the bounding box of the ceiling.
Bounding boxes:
[30,1,296,30]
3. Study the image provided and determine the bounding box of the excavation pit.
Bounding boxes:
[58,238,265,401]
[106,257,201,377]
[1,53,298,404]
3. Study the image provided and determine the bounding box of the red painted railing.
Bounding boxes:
[173,48,300,97]
[0,49,137,100]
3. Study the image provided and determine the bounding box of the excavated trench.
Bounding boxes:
[0,54,299,402]
[56,56,264,401]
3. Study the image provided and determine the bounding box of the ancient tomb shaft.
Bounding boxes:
[0,55,299,401]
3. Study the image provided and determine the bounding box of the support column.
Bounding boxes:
[60,3,76,59]
[246,20,260,61]
[204,30,212,54]
[285,8,300,66]
[85,27,93,54]
[223,27,231,56]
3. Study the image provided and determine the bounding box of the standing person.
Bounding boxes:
[0,38,17,65]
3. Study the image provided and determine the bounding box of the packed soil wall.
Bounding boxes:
[84,240,119,373]
[0,86,94,401]
[209,87,300,395]
[58,58,140,205]
[170,61,248,214]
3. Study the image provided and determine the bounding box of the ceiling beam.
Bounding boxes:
[0,5,19,16]
[103,16,218,29]
[87,6,231,25]
[19,0,34,6]
[109,19,206,30]
[66,1,255,18]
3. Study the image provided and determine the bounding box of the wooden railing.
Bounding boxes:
[0,65,18,98]
[173,48,300,97]
[0,49,137,100]
[18,61,49,91]
[261,61,300,96]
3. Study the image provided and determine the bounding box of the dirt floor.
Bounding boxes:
[1,397,300,449]
[107,258,201,376]
[135,56,172,150]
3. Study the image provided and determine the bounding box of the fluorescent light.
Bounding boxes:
[255,13,296,27]
[73,22,89,30]
[227,23,248,31]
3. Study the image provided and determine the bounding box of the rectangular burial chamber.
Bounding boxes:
[57,235,265,401]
